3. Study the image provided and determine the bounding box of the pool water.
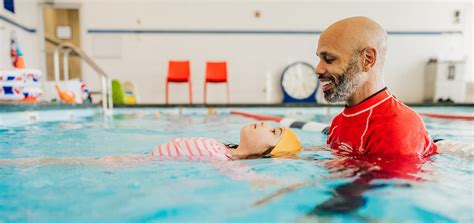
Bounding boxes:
[0,107,473,222]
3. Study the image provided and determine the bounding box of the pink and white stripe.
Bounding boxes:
[150,137,232,161]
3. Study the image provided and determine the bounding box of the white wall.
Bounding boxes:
[0,0,44,72]
[79,0,471,104]
[1,1,472,104]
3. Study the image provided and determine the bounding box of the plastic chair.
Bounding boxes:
[166,60,192,104]
[204,61,229,104]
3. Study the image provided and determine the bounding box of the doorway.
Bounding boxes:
[42,6,81,81]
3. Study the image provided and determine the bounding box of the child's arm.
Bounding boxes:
[435,140,474,159]
[0,154,151,167]
[303,145,332,152]
[209,160,293,189]
[0,157,102,167]
[210,160,263,181]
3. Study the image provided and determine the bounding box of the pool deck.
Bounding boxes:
[0,102,472,112]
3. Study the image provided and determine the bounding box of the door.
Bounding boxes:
[43,6,81,81]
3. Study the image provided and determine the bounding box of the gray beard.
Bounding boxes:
[324,59,365,103]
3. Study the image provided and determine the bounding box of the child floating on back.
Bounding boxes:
[0,122,302,166]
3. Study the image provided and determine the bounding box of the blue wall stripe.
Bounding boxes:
[88,29,322,35]
[87,29,462,35]
[0,16,461,36]
[0,14,36,33]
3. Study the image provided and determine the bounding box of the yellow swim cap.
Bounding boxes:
[270,128,302,156]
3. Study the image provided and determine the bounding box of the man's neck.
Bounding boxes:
[347,79,385,106]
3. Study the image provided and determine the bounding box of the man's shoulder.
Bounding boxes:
[371,96,421,121]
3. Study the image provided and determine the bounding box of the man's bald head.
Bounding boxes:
[315,17,388,105]
[319,16,388,70]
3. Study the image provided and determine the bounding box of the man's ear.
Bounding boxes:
[361,48,377,72]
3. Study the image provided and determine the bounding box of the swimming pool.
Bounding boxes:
[0,106,473,222]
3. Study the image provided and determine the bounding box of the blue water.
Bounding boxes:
[0,107,473,222]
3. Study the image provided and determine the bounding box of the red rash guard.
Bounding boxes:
[327,88,437,159]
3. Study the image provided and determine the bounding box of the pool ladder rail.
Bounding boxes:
[46,35,113,114]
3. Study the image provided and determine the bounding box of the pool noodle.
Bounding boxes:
[230,111,329,133]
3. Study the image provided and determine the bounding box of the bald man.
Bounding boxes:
[316,17,437,159]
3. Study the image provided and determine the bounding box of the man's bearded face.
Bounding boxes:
[319,55,366,103]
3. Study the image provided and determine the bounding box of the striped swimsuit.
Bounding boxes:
[150,137,233,161]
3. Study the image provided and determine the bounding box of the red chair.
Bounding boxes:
[204,61,229,104]
[166,60,192,104]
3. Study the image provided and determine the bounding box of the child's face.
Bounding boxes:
[239,122,284,155]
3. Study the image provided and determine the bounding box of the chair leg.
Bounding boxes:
[204,82,207,104]
[188,80,193,104]
[165,81,169,104]
[226,82,229,104]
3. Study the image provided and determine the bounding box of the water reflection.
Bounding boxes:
[307,155,427,219]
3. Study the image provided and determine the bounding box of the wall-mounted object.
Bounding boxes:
[56,25,72,39]
[254,10,261,18]
[281,62,319,103]
[424,59,467,103]
[4,0,15,13]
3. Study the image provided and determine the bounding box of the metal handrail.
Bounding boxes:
[46,36,113,113]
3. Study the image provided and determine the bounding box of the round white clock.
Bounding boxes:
[281,62,319,103]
